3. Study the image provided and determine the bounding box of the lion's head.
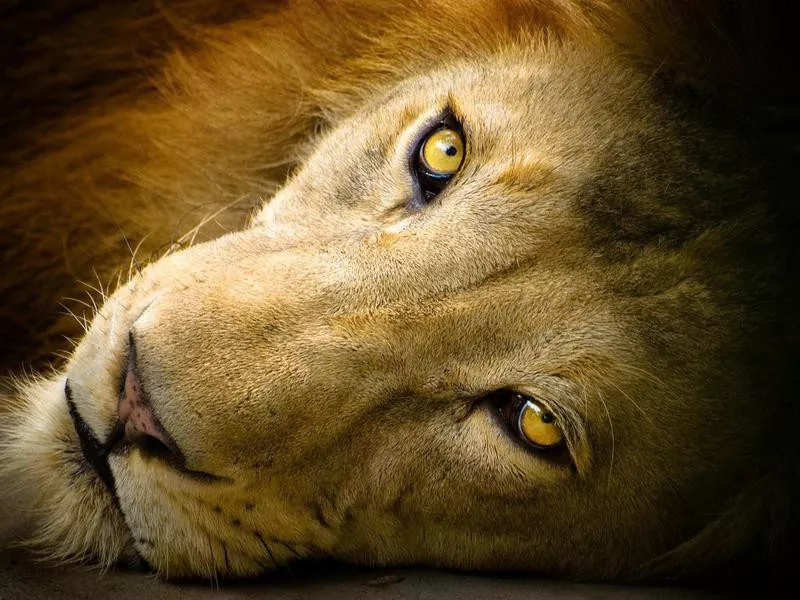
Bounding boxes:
[1,0,796,587]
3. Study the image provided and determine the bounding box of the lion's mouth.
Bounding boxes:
[65,380,124,495]
[65,380,229,487]
[67,336,230,486]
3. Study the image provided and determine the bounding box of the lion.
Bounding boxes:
[0,0,797,590]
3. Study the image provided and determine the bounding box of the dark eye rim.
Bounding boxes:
[408,109,466,207]
[489,390,569,454]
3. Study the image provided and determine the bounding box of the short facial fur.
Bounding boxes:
[0,0,796,586]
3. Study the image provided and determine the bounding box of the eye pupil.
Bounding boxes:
[541,412,555,424]
[445,145,457,157]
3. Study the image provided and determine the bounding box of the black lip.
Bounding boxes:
[65,379,124,495]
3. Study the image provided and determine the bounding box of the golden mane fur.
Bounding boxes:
[1,0,797,590]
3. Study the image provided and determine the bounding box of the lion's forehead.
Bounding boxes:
[254,51,670,265]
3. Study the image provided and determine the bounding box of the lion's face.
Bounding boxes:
[4,47,773,581]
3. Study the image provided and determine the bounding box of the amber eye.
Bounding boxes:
[494,392,565,451]
[419,128,464,176]
[412,118,466,203]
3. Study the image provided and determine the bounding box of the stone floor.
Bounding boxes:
[0,549,738,600]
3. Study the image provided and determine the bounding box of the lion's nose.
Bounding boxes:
[119,334,183,462]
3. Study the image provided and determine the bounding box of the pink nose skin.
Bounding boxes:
[118,350,178,457]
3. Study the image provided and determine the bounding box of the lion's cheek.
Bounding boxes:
[109,452,341,578]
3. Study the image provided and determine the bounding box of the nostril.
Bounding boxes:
[119,334,184,464]
[130,431,181,465]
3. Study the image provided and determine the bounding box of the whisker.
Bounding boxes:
[604,378,653,426]
[128,234,151,281]
[579,381,590,435]
[52,350,73,363]
[177,195,250,248]
[596,388,615,484]
[118,226,137,273]
[222,543,231,573]
[58,306,89,334]
[278,541,303,561]
[61,296,95,313]
[77,280,104,308]
[60,335,79,350]
[206,535,219,590]
[253,531,278,569]
[92,268,108,300]
[615,362,675,396]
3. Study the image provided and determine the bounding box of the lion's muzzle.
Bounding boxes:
[118,334,183,465]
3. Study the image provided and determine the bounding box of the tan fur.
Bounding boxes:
[0,0,797,586]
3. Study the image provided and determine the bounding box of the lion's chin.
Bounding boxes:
[0,376,135,568]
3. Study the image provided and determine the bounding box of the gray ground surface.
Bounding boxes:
[1,549,738,600]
